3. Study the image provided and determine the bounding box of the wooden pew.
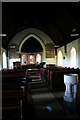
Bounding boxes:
[76,83,80,115]
[2,82,27,119]
[26,68,40,82]
[2,90,23,119]
[40,68,47,81]
[2,68,27,119]
[40,67,80,91]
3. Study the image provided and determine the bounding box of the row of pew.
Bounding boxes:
[1,65,80,118]
[40,67,80,90]
[2,68,28,120]
[76,83,80,114]
[26,68,41,82]
[40,66,80,114]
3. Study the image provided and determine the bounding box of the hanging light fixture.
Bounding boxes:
[0,34,6,37]
[70,33,79,37]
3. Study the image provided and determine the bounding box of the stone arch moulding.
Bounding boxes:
[9,28,54,49]
[9,28,54,62]
[19,33,45,61]
[19,33,45,53]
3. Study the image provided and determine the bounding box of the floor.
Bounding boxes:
[25,78,80,120]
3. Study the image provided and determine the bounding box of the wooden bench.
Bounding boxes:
[40,67,80,91]
[76,83,80,115]
[2,92,23,119]
[26,68,41,82]
[2,68,27,119]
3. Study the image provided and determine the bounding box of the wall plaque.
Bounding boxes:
[45,43,55,58]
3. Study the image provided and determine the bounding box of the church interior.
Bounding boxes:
[1,2,80,120]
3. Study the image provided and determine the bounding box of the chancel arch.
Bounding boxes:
[20,35,43,64]
[19,33,45,63]
[9,28,55,65]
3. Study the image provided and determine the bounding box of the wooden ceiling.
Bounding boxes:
[2,2,80,49]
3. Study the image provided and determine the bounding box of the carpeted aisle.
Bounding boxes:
[28,80,77,120]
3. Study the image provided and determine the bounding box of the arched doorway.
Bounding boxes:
[70,47,76,68]
[58,51,63,67]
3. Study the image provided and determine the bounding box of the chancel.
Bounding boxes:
[1,2,80,120]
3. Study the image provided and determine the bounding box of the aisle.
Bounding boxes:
[28,80,77,120]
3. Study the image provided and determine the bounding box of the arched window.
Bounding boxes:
[70,47,76,68]
[58,51,63,67]
[36,54,41,64]
[9,58,20,69]
[22,54,26,64]
[3,52,7,69]
[29,55,34,64]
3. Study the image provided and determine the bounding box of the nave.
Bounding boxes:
[1,2,80,120]
[2,66,80,120]
[24,79,80,120]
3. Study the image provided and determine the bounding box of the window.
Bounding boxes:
[70,47,76,68]
[9,58,20,69]
[58,51,63,66]
[22,54,26,64]
[3,52,7,69]
[36,54,41,64]
[30,55,34,64]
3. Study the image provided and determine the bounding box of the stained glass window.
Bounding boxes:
[30,55,34,64]
[36,54,41,64]
[22,54,26,64]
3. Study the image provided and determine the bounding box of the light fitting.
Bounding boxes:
[70,33,79,37]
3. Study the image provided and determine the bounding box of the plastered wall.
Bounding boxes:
[57,38,80,68]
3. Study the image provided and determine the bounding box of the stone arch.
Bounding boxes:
[9,28,54,63]
[9,28,54,46]
[19,33,44,53]
[19,33,45,61]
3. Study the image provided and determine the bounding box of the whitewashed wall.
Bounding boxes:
[57,38,80,68]
[0,55,2,71]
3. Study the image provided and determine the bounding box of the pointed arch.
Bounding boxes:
[19,34,44,53]
[9,28,55,64]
